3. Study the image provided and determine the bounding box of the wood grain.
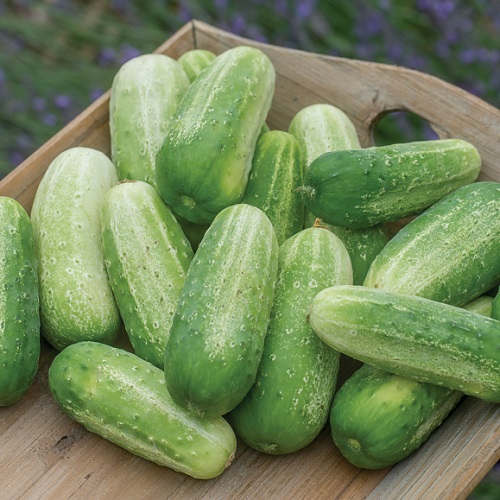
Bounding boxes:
[0,20,499,499]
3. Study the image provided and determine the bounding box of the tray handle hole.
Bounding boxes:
[371,109,440,146]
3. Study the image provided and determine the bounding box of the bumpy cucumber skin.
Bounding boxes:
[178,49,216,83]
[491,290,500,320]
[242,130,305,245]
[303,139,481,228]
[309,285,500,402]
[110,54,189,187]
[31,147,121,350]
[0,197,40,406]
[364,182,500,306]
[230,227,352,454]
[156,46,276,224]
[101,181,194,369]
[305,213,388,285]
[288,103,361,170]
[329,295,492,470]
[48,342,236,479]
[164,204,279,416]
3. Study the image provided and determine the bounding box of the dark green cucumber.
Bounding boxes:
[364,182,500,306]
[242,130,305,245]
[178,49,216,83]
[309,285,500,403]
[0,197,40,406]
[329,295,492,470]
[156,46,275,224]
[48,341,236,479]
[305,213,388,285]
[31,147,121,350]
[101,181,194,369]
[492,289,500,320]
[110,54,189,187]
[302,139,481,228]
[164,204,279,416]
[230,227,352,454]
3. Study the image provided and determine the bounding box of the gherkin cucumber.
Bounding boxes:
[48,341,236,479]
[0,197,40,406]
[178,49,216,83]
[164,204,279,416]
[101,181,194,368]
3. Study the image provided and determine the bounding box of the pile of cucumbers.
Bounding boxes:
[1,44,499,479]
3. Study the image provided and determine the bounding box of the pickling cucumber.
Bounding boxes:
[302,139,481,228]
[110,54,189,187]
[0,197,40,406]
[48,341,236,479]
[309,285,500,403]
[101,181,194,369]
[156,46,276,224]
[364,182,500,306]
[242,130,305,245]
[164,204,279,416]
[178,49,216,83]
[230,227,352,454]
[31,147,121,350]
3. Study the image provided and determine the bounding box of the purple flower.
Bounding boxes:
[16,133,32,149]
[90,88,105,101]
[274,0,288,17]
[214,0,229,10]
[120,45,141,64]
[42,113,57,126]
[231,13,246,35]
[54,94,72,109]
[0,68,5,87]
[178,4,193,23]
[32,97,46,112]
[98,47,117,67]
[355,11,385,39]
[296,0,316,19]
[9,151,25,167]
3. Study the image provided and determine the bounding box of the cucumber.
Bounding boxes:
[305,213,388,285]
[164,204,279,416]
[156,46,276,224]
[0,197,40,406]
[48,341,236,479]
[230,227,352,454]
[242,130,305,245]
[302,139,481,228]
[178,49,216,83]
[492,288,500,320]
[173,215,209,252]
[364,182,500,306]
[288,103,361,169]
[101,181,194,369]
[31,147,121,350]
[110,54,189,187]
[329,294,492,470]
[309,285,500,403]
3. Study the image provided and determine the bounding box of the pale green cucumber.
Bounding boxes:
[31,147,121,350]
[156,46,276,224]
[288,103,361,170]
[242,130,305,245]
[305,213,388,285]
[178,49,216,83]
[164,204,279,416]
[309,285,500,402]
[492,288,500,320]
[329,294,492,470]
[101,181,194,369]
[49,341,236,479]
[0,197,40,406]
[364,182,500,306]
[230,227,352,454]
[110,54,189,187]
[303,139,481,228]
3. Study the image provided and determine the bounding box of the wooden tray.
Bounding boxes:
[1,20,499,499]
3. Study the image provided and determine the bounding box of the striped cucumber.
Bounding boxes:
[288,103,361,169]
[302,139,481,228]
[0,197,40,406]
[309,285,500,403]
[178,49,216,83]
[101,181,194,369]
[364,182,500,306]
[164,204,279,416]
[156,46,276,224]
[305,213,388,285]
[110,54,189,187]
[242,130,305,245]
[230,227,352,454]
[48,342,236,479]
[329,295,492,470]
[31,147,121,350]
